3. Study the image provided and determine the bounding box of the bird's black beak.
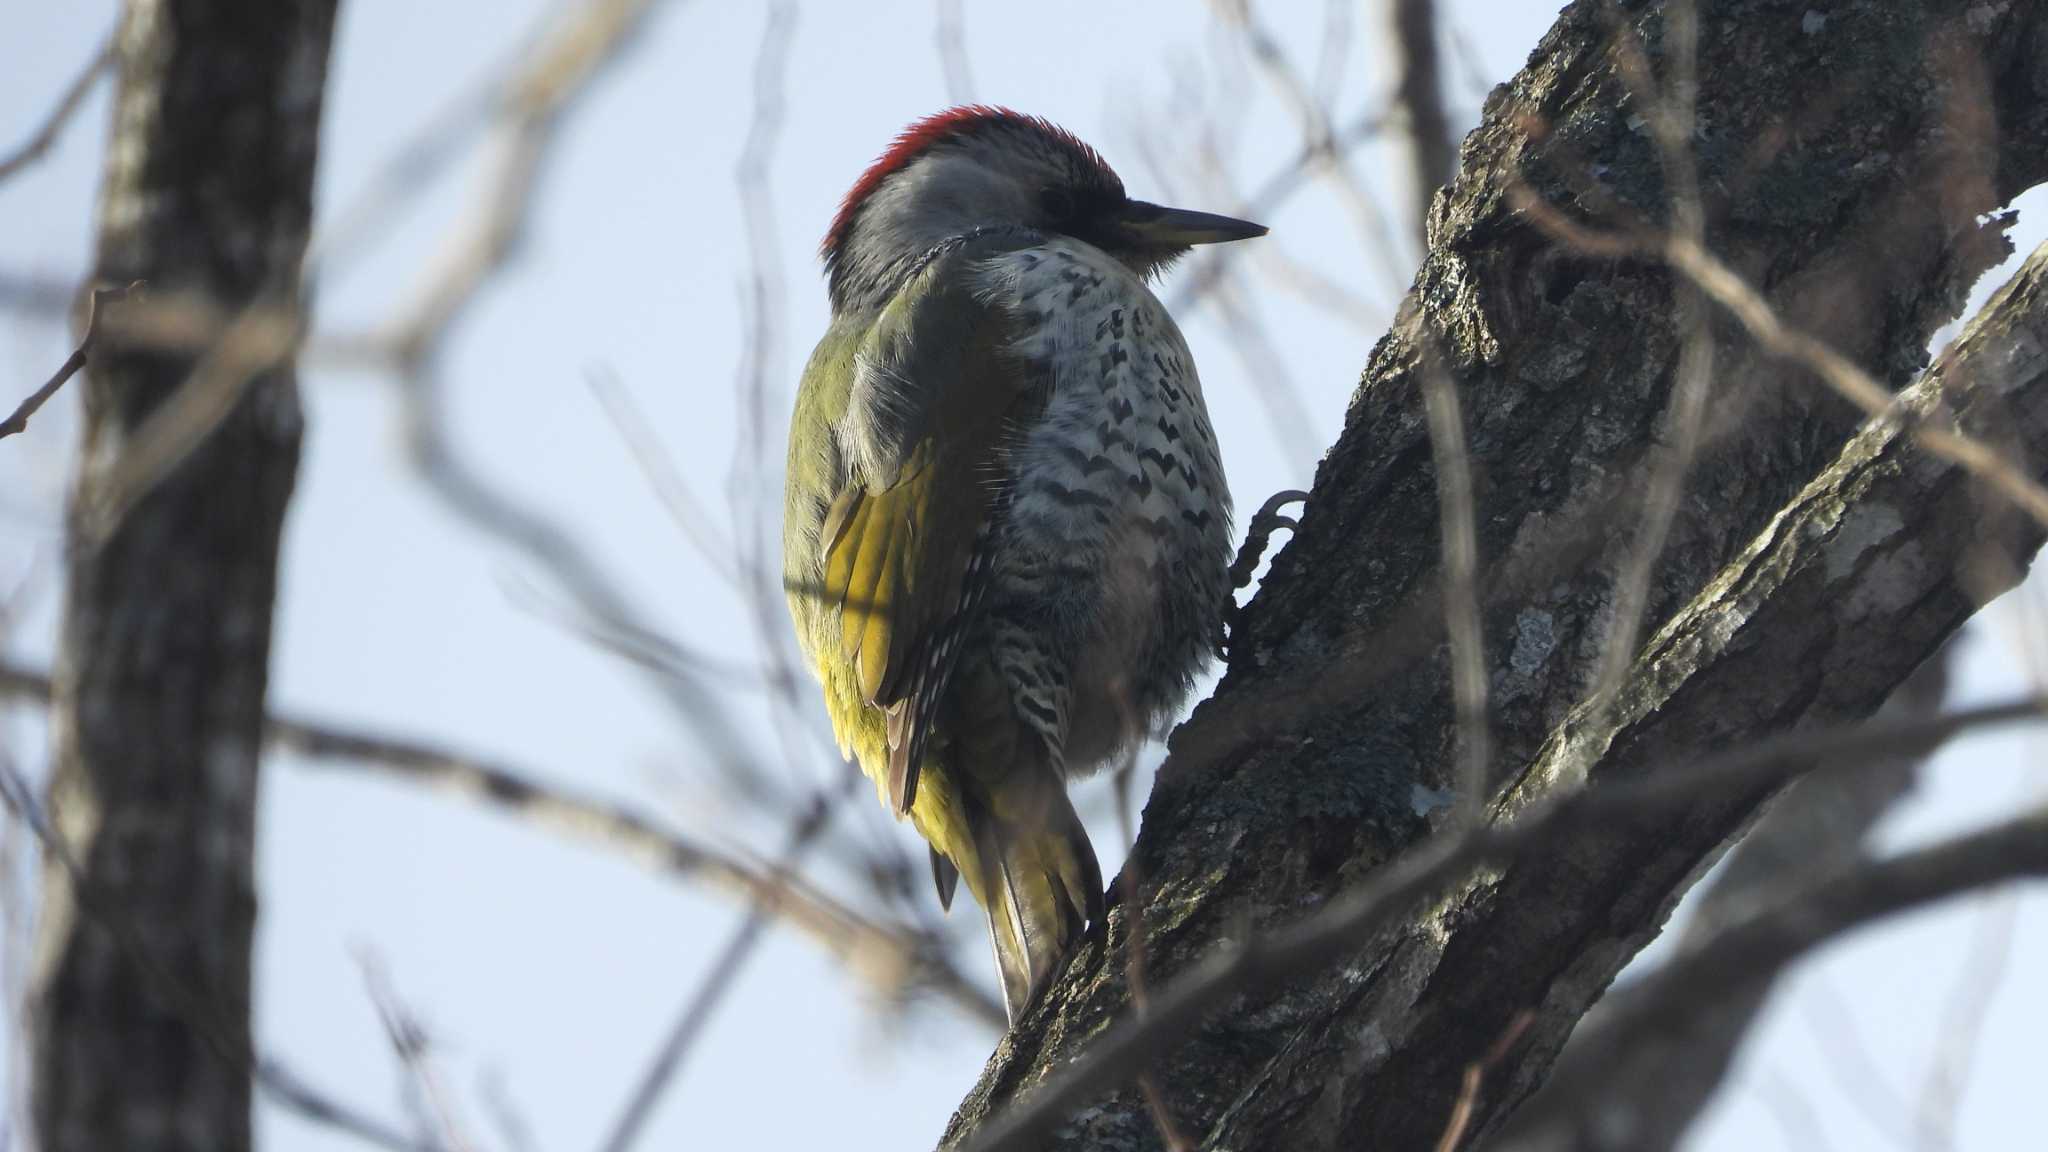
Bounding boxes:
[1112,200,1268,246]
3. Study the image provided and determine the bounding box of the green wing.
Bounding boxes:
[812,242,1041,812]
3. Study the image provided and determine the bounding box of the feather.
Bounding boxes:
[929,846,959,912]
[810,233,1044,816]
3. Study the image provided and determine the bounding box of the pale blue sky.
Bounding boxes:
[2,3,2043,1150]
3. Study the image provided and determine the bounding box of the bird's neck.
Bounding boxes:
[829,223,1035,314]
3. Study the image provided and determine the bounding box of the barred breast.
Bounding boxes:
[970,238,1233,772]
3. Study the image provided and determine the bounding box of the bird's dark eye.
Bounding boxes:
[1039,187,1076,222]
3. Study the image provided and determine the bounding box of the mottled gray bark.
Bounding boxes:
[30,3,339,1152]
[943,1,2048,1149]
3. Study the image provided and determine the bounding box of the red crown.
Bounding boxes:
[821,106,1109,260]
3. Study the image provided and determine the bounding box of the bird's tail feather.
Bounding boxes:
[969,783,1103,1024]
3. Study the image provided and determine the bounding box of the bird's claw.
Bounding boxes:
[1220,488,1310,656]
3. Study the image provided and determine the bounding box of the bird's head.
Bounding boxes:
[821,106,1266,310]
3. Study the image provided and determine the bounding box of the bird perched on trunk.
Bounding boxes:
[784,106,1265,1022]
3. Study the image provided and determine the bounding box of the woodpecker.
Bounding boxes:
[783,106,1265,1022]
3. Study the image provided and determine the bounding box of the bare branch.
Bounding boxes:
[0,32,113,185]
[594,786,839,1152]
[1581,0,1714,720]
[383,0,665,367]
[1512,650,1945,1151]
[1434,1011,1534,1152]
[935,0,974,105]
[1416,336,1489,827]
[1514,192,2048,532]
[1210,0,1407,288]
[1388,0,1455,249]
[586,370,741,588]
[0,281,139,441]
[358,953,477,1152]
[1913,891,2019,1149]
[1164,104,1387,313]
[1494,808,2048,1147]
[0,659,1006,1028]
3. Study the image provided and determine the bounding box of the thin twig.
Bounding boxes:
[1500,808,2048,1146]
[593,785,841,1152]
[1310,0,1353,116]
[1802,982,1918,1148]
[390,0,785,813]
[1513,190,2048,531]
[722,0,816,801]
[81,283,304,533]
[479,1068,544,1152]
[1432,1010,1535,1152]
[1388,0,1455,250]
[358,951,477,1152]
[1109,688,1191,1152]
[1166,105,1388,313]
[1140,134,1327,470]
[0,32,114,184]
[0,281,139,441]
[1416,335,1489,827]
[0,755,440,1152]
[1210,0,1407,289]
[586,369,741,587]
[1913,893,2019,1150]
[1586,0,1715,722]
[935,0,975,105]
[0,659,1006,1028]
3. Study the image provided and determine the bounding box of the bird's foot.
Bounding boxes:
[1220,489,1309,656]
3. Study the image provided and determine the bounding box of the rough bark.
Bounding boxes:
[29,4,339,1152]
[943,1,2048,1148]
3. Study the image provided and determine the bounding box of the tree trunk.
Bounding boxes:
[30,3,339,1151]
[943,1,2048,1148]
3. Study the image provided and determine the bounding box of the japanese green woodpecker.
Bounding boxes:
[784,106,1265,1022]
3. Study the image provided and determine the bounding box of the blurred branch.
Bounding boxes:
[0,754,439,1152]
[1514,193,2048,531]
[1507,649,1947,1151]
[1803,982,1918,1144]
[1388,0,1454,249]
[935,0,974,105]
[1310,0,1353,115]
[0,281,138,441]
[377,0,798,813]
[357,953,477,1152]
[594,783,838,1152]
[1913,888,2019,1149]
[1416,335,1488,827]
[0,660,1006,1028]
[1165,104,1387,313]
[586,371,741,588]
[1434,1011,1534,1152]
[1138,134,1327,470]
[383,0,664,365]
[1210,0,1405,286]
[0,31,113,185]
[1494,806,2048,1148]
[1581,0,1712,719]
[722,0,819,798]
